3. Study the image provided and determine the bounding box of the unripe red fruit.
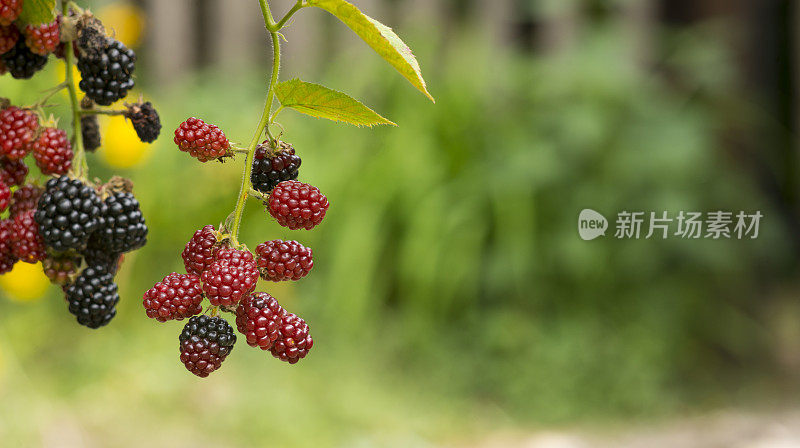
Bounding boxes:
[0,157,28,186]
[255,239,313,281]
[0,0,22,27]
[12,210,46,263]
[0,179,8,212]
[235,292,286,350]
[270,312,313,364]
[200,248,259,307]
[9,184,42,217]
[173,117,231,162]
[0,218,17,273]
[268,180,329,230]
[32,127,73,175]
[181,224,220,276]
[23,19,60,56]
[0,23,19,54]
[143,273,205,322]
[0,106,38,160]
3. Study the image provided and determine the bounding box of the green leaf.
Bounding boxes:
[274,78,397,127]
[307,0,434,103]
[17,0,56,26]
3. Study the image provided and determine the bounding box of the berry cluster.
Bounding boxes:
[141,119,330,377]
[1,6,161,329]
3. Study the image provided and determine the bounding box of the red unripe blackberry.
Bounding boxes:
[255,239,313,281]
[78,38,136,105]
[235,292,286,350]
[34,176,103,252]
[43,253,81,287]
[32,127,73,175]
[0,179,8,212]
[9,184,42,217]
[200,248,259,307]
[0,157,28,186]
[124,101,161,143]
[23,19,60,56]
[179,315,236,378]
[0,0,21,26]
[182,225,220,276]
[268,181,330,230]
[80,115,101,152]
[270,312,313,364]
[0,23,19,55]
[0,218,17,273]
[11,210,46,263]
[65,265,119,329]
[143,273,204,322]
[1,39,48,79]
[0,106,38,160]
[250,140,301,194]
[173,117,231,162]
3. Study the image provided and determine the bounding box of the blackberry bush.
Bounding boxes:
[146,0,432,377]
[1,4,159,331]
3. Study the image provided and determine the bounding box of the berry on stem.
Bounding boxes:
[179,315,236,377]
[0,157,28,186]
[270,312,313,364]
[34,176,103,252]
[173,117,231,162]
[9,184,42,217]
[0,0,21,27]
[0,106,38,160]
[255,239,313,281]
[65,265,119,329]
[200,248,259,307]
[267,180,329,230]
[11,210,46,263]
[32,127,73,175]
[235,292,286,350]
[77,38,136,106]
[250,140,301,194]
[0,23,19,55]
[0,218,18,274]
[125,101,161,143]
[90,191,148,253]
[143,272,204,322]
[81,115,101,152]
[23,19,60,56]
[1,39,48,79]
[181,224,220,276]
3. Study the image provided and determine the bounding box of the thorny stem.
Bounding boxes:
[63,2,87,178]
[229,0,298,247]
[79,109,126,116]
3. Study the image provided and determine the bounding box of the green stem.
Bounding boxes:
[79,109,126,116]
[63,2,87,178]
[273,1,306,31]
[229,0,282,246]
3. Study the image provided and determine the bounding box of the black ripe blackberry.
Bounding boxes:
[77,38,136,106]
[65,265,119,329]
[250,140,301,194]
[125,101,161,143]
[81,115,101,152]
[1,39,48,79]
[83,246,122,274]
[34,176,102,252]
[179,315,237,377]
[90,192,147,253]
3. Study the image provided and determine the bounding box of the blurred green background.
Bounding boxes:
[3,0,800,446]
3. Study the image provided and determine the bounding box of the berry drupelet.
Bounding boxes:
[179,315,236,377]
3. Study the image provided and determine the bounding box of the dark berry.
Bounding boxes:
[181,224,220,276]
[255,239,313,281]
[81,115,101,152]
[173,117,231,162]
[11,210,46,263]
[0,157,28,185]
[179,315,236,377]
[34,176,103,252]
[1,39,48,79]
[0,23,19,55]
[125,101,161,143]
[82,246,122,274]
[200,248,259,307]
[250,140,300,194]
[89,191,147,253]
[0,106,38,159]
[143,272,204,322]
[77,38,136,106]
[31,127,73,175]
[267,180,329,230]
[43,253,81,287]
[9,184,42,217]
[235,292,286,350]
[269,312,313,364]
[23,18,59,56]
[65,265,119,328]
[0,0,21,27]
[0,218,18,273]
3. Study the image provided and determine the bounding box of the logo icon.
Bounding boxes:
[578,209,608,240]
